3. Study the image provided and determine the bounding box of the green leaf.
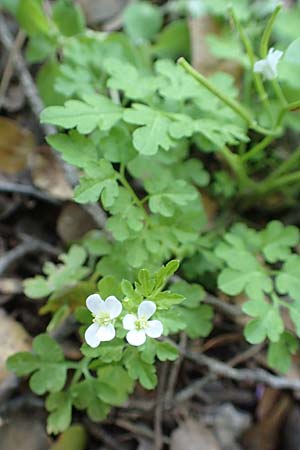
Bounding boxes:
[152,291,184,309]
[24,275,52,299]
[147,179,198,217]
[96,123,137,164]
[156,308,186,335]
[156,59,201,101]
[37,61,67,107]
[53,0,85,37]
[267,332,298,373]
[41,94,123,134]
[33,333,64,362]
[46,392,72,434]
[180,305,213,338]
[81,339,124,362]
[140,339,179,364]
[50,424,87,450]
[97,365,134,405]
[217,243,272,301]
[82,230,112,256]
[106,188,144,241]
[124,348,157,389]
[47,305,71,333]
[276,255,300,300]
[170,280,205,309]
[29,365,67,395]
[288,300,300,337]
[47,131,98,168]
[104,58,159,100]
[17,0,50,35]
[97,275,123,300]
[74,160,119,205]
[243,299,284,344]
[7,352,38,376]
[153,19,190,59]
[155,341,179,361]
[123,2,163,43]
[124,104,176,155]
[26,34,57,63]
[260,221,299,263]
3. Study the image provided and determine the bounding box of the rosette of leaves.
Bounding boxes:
[216,221,300,372]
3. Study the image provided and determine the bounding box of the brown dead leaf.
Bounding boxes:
[283,406,300,450]
[0,308,31,383]
[29,146,73,200]
[78,0,128,24]
[0,409,49,450]
[170,419,221,450]
[57,202,97,244]
[241,394,291,450]
[0,278,23,295]
[188,17,242,80]
[0,117,35,173]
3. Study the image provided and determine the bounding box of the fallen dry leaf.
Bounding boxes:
[188,16,242,80]
[241,394,291,450]
[78,0,128,24]
[0,308,31,383]
[0,117,35,173]
[57,202,97,244]
[29,146,73,200]
[0,409,49,450]
[283,405,300,450]
[170,418,221,450]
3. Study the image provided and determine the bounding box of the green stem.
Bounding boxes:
[220,146,250,187]
[118,166,151,226]
[178,57,273,135]
[272,79,287,108]
[241,135,274,161]
[260,4,282,58]
[267,149,300,181]
[287,99,300,111]
[258,170,300,193]
[230,7,272,119]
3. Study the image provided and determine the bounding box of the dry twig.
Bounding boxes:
[0,236,60,275]
[0,180,60,204]
[186,350,300,391]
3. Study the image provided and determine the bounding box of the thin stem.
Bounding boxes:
[260,4,282,58]
[272,79,287,108]
[118,165,151,226]
[178,57,273,136]
[230,7,272,119]
[220,146,250,187]
[287,99,300,111]
[259,170,300,193]
[241,135,274,161]
[267,149,300,181]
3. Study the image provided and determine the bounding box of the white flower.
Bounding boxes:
[85,294,122,348]
[123,300,163,347]
[254,48,283,80]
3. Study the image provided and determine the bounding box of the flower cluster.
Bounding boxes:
[84,294,163,348]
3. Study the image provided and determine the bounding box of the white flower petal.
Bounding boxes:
[123,314,137,330]
[254,60,267,75]
[97,323,115,342]
[85,323,101,348]
[146,320,163,338]
[126,329,147,346]
[254,48,283,80]
[105,295,122,319]
[86,294,105,315]
[138,300,156,319]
